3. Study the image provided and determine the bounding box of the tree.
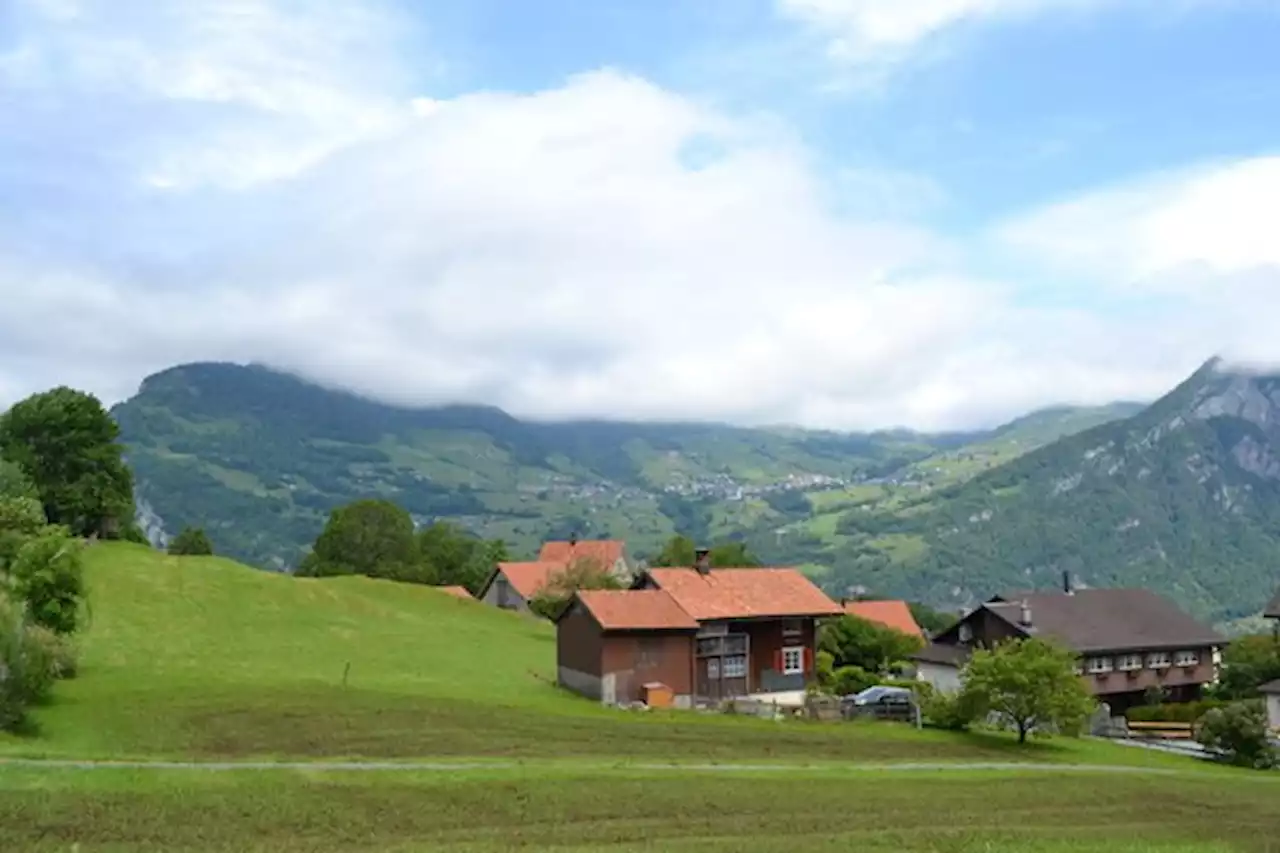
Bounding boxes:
[819,615,924,675]
[908,601,955,636]
[0,389,135,538]
[1196,701,1277,769]
[0,459,38,501]
[1215,634,1280,700]
[960,638,1095,744]
[651,535,761,569]
[0,496,47,573]
[297,499,417,579]
[528,557,623,620]
[8,526,85,636]
[417,521,508,593]
[168,526,214,556]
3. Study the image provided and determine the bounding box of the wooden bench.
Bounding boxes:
[1127,721,1194,740]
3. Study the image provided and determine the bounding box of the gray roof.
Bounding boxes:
[1265,587,1280,619]
[986,588,1225,654]
[1259,679,1280,695]
[913,643,972,667]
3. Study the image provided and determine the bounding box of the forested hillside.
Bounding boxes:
[111,362,1127,574]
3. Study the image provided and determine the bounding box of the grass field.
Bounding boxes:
[2,543,1277,852]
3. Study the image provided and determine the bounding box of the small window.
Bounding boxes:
[707,658,721,680]
[782,618,804,639]
[1147,652,1171,669]
[958,623,973,643]
[1118,654,1143,671]
[782,646,805,675]
[722,655,747,679]
[1175,650,1199,667]
[1086,657,1113,674]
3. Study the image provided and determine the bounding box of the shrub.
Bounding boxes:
[1195,700,1277,770]
[921,689,976,731]
[168,526,214,556]
[827,665,877,697]
[24,624,77,680]
[8,526,85,635]
[1126,699,1224,723]
[0,598,59,732]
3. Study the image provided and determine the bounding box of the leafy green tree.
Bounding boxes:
[1215,634,1280,700]
[0,496,47,573]
[8,526,85,635]
[819,615,924,675]
[168,526,214,556]
[960,638,1095,744]
[908,601,954,636]
[651,535,761,569]
[529,557,622,619]
[297,499,417,579]
[0,459,38,500]
[0,389,135,538]
[1196,701,1277,769]
[417,521,508,593]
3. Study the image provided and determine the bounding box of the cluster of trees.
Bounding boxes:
[817,614,925,696]
[296,499,507,594]
[0,388,131,730]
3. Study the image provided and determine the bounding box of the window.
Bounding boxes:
[1118,654,1143,672]
[722,655,747,679]
[1147,652,1172,669]
[707,658,721,680]
[782,618,804,640]
[782,646,805,675]
[1086,657,1113,674]
[1175,650,1199,667]
[958,623,973,643]
[636,637,661,668]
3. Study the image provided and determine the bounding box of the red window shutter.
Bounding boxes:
[803,647,812,672]
[773,649,783,671]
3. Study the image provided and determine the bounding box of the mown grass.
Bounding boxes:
[1,764,1275,852]
[0,544,1237,775]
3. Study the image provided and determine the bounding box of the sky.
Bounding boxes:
[2,0,1280,431]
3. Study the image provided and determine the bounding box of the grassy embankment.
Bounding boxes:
[2,543,1277,852]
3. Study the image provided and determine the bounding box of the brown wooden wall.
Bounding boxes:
[556,602,604,678]
[602,632,695,703]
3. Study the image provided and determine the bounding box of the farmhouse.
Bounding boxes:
[554,549,841,707]
[477,536,631,614]
[914,575,1224,713]
[842,598,925,638]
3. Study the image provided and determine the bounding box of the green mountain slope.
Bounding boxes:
[112,362,1127,572]
[833,358,1280,621]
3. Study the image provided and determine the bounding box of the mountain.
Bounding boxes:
[110,362,1128,573]
[834,358,1280,622]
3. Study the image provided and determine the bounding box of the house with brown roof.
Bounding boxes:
[477,536,633,615]
[914,576,1225,713]
[842,599,925,638]
[553,549,842,706]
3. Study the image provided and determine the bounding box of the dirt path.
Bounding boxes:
[0,757,1187,775]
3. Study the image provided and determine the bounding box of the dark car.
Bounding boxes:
[840,685,917,721]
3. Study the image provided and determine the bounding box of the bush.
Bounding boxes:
[0,598,60,732]
[8,526,85,635]
[921,689,976,731]
[827,665,877,697]
[24,624,77,680]
[168,526,214,556]
[1126,699,1224,723]
[1195,700,1277,770]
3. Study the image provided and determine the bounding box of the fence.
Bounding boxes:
[1126,720,1194,740]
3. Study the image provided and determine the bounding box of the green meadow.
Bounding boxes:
[2,543,1277,852]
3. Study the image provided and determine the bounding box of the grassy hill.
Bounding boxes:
[3,543,1279,852]
[113,362,1132,578]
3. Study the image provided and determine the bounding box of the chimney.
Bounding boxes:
[1019,599,1033,627]
[694,548,711,575]
[569,532,578,547]
[1062,570,1073,595]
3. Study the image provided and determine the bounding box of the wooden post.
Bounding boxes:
[342,661,351,688]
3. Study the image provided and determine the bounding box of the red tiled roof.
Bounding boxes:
[576,589,699,631]
[436,586,473,600]
[493,562,568,599]
[538,540,625,567]
[844,600,924,637]
[645,568,842,621]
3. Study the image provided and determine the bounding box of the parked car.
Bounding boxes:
[841,685,916,721]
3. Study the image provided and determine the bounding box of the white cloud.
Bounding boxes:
[997,156,1280,283]
[776,0,1092,68]
[1,0,1278,432]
